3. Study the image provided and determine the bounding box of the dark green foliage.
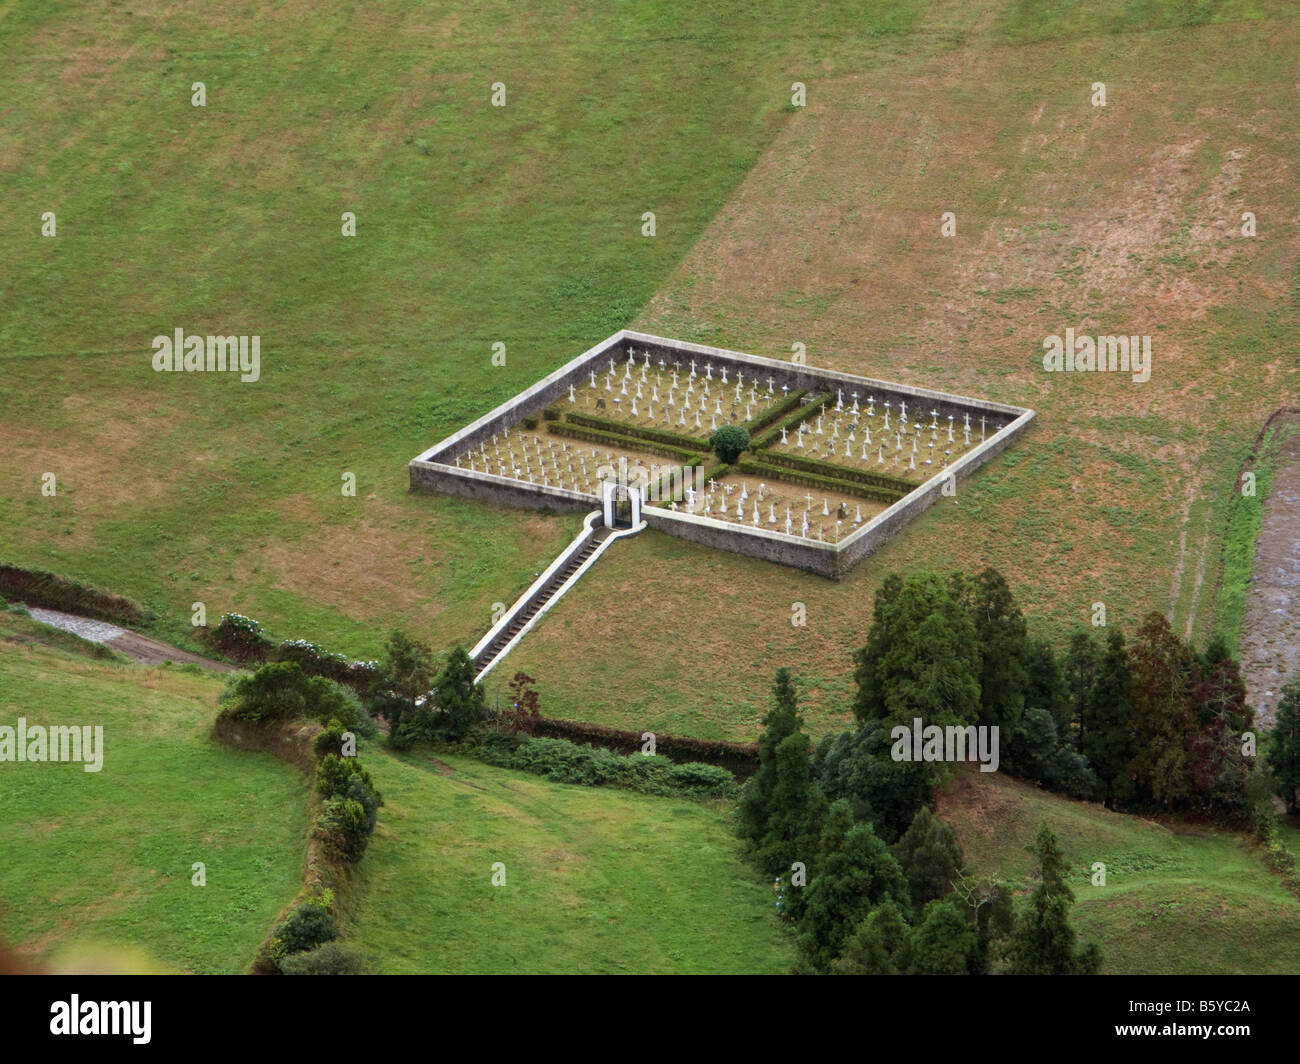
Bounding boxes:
[756,731,826,876]
[832,898,912,975]
[1128,612,1200,808]
[548,420,697,464]
[743,388,807,434]
[739,448,912,494]
[955,873,1016,975]
[431,646,487,741]
[909,899,977,974]
[1003,706,1099,800]
[1084,629,1136,808]
[305,675,361,726]
[1189,653,1255,822]
[747,393,823,449]
[562,411,702,453]
[892,806,964,908]
[1004,824,1102,975]
[366,629,436,745]
[1063,629,1100,748]
[796,822,909,972]
[852,571,981,742]
[211,612,273,661]
[814,720,931,843]
[314,718,352,758]
[278,942,368,975]
[272,898,338,959]
[958,568,1028,733]
[731,457,904,504]
[708,423,750,464]
[1024,638,1068,734]
[220,660,313,722]
[738,668,804,845]
[482,736,736,798]
[1267,679,1300,813]
[314,797,370,862]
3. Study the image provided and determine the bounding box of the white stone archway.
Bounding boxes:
[600,480,642,528]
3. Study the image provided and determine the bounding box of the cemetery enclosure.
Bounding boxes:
[410,331,1035,578]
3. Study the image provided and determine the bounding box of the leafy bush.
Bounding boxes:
[278,942,368,975]
[522,415,539,430]
[314,718,353,758]
[509,737,625,785]
[665,761,736,796]
[271,897,338,961]
[211,613,273,661]
[313,797,370,862]
[709,424,750,464]
[542,405,561,421]
[316,753,378,801]
[219,661,314,722]
[305,675,361,726]
[732,457,904,505]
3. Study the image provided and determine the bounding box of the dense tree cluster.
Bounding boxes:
[740,667,1099,974]
[740,564,1298,974]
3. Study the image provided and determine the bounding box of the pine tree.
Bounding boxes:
[852,571,981,736]
[891,805,964,908]
[1025,638,1069,734]
[1084,629,1135,809]
[738,668,804,846]
[958,567,1028,733]
[832,898,912,975]
[1128,613,1200,808]
[431,646,486,741]
[1004,823,1102,975]
[796,821,908,972]
[756,731,826,876]
[1063,629,1100,749]
[909,899,977,974]
[1190,653,1255,820]
[1267,679,1300,813]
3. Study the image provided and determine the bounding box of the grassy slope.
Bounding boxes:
[1,2,1294,743]
[347,745,793,974]
[0,0,907,662]
[0,612,307,972]
[0,616,790,974]
[938,768,1300,974]
[505,0,1300,737]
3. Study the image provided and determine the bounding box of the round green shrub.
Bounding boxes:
[708,424,750,464]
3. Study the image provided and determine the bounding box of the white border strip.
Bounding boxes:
[473,514,647,682]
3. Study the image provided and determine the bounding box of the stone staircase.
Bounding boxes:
[471,513,639,682]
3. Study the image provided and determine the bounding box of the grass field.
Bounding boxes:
[2,2,1296,741]
[939,768,1300,975]
[347,745,792,974]
[0,610,307,973]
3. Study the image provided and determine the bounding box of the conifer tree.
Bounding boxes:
[891,805,964,908]
[1084,629,1136,808]
[1268,680,1300,813]
[1004,824,1102,975]
[738,668,804,845]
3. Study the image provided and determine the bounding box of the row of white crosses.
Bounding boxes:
[572,348,781,432]
[673,477,867,542]
[775,397,991,473]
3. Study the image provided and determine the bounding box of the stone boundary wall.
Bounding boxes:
[409,330,1035,577]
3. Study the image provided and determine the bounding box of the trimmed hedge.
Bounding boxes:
[547,421,698,464]
[521,715,759,776]
[564,411,704,453]
[749,393,829,449]
[0,563,153,626]
[477,734,738,798]
[732,458,905,505]
[751,449,915,494]
[742,388,806,434]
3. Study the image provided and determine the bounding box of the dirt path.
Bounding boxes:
[1238,412,1300,726]
[23,605,236,673]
